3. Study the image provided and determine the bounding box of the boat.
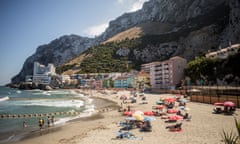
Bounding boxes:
[0,96,10,102]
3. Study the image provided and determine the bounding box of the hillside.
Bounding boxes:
[103,22,175,43]
[11,0,240,83]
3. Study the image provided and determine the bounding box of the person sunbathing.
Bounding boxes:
[141,121,152,132]
[116,131,133,139]
[166,122,182,131]
[183,113,191,121]
[120,120,137,130]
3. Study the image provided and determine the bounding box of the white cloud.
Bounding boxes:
[129,0,149,12]
[83,0,149,37]
[117,0,124,4]
[84,23,109,37]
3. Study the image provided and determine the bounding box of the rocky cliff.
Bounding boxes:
[11,0,240,83]
[12,35,98,83]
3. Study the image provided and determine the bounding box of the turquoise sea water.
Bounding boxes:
[0,86,94,143]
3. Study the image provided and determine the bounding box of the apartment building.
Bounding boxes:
[141,56,187,89]
[32,62,56,84]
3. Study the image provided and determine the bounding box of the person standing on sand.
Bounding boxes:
[47,116,51,127]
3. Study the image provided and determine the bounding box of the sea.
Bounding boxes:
[0,86,95,143]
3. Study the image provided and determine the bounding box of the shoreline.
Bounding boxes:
[1,92,119,144]
[7,89,240,144]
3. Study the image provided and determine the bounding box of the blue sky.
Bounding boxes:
[0,0,148,85]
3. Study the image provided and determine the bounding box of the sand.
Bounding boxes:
[9,89,240,144]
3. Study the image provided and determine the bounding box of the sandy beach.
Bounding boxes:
[9,89,240,144]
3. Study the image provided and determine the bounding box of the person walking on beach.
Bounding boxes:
[39,117,44,129]
[47,116,51,127]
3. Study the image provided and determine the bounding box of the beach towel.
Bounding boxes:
[115,131,143,140]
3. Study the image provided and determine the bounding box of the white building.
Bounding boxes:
[59,75,71,84]
[32,62,56,85]
[205,43,240,59]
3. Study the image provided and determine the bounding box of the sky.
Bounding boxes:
[0,0,149,85]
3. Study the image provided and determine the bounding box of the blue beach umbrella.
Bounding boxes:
[179,99,187,103]
[125,116,135,121]
[178,106,185,110]
[156,100,164,105]
[144,116,156,122]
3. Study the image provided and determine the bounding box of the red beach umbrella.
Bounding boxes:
[214,102,224,106]
[156,105,165,109]
[144,111,154,116]
[123,111,133,116]
[168,115,183,121]
[167,109,178,114]
[165,97,176,103]
[175,94,182,97]
[223,101,235,107]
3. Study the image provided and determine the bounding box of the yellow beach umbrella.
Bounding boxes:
[185,107,190,111]
[132,113,144,121]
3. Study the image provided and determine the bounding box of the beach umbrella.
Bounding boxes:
[156,105,165,109]
[144,111,154,116]
[178,106,185,111]
[133,110,144,116]
[165,97,176,103]
[125,116,135,121]
[132,113,144,121]
[168,115,183,121]
[179,99,187,103]
[156,100,164,105]
[120,95,127,100]
[167,109,178,114]
[223,101,235,107]
[184,107,190,111]
[123,111,133,116]
[175,94,182,97]
[214,102,224,106]
[144,116,156,122]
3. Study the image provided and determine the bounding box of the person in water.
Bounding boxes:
[23,121,27,128]
[39,118,44,129]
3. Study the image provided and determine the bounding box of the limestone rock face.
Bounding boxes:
[11,35,98,83]
[100,0,226,40]
[12,0,240,83]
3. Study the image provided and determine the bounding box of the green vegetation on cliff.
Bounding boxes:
[70,39,142,74]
